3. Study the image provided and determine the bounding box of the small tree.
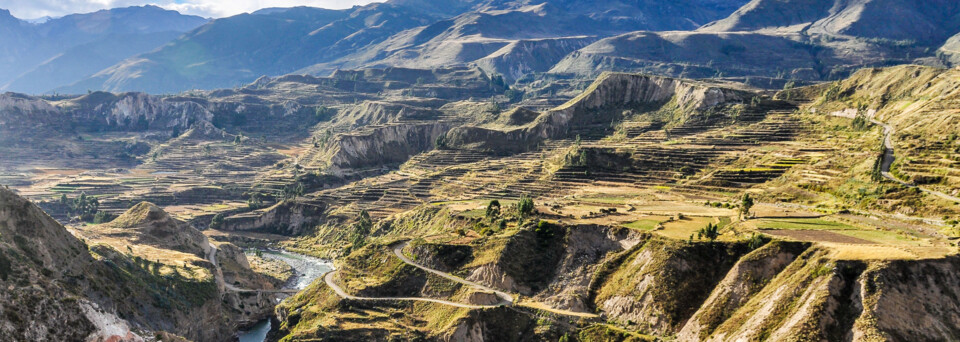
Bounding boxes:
[486,200,501,218]
[740,193,754,220]
[517,195,535,216]
[748,233,765,250]
[210,213,224,229]
[699,223,720,242]
[435,134,447,149]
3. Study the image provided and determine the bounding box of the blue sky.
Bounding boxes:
[0,0,380,19]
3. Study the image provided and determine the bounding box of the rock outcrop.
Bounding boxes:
[447,72,749,153]
[323,122,454,175]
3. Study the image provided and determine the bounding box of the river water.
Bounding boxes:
[237,250,333,342]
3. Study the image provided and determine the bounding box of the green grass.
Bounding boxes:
[754,218,858,231]
[623,219,662,231]
[835,230,921,245]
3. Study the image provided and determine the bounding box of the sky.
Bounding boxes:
[0,0,381,19]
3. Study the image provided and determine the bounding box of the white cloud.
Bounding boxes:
[0,0,380,19]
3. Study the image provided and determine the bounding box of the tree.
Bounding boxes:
[871,139,885,182]
[740,193,754,220]
[210,213,224,229]
[486,200,501,217]
[93,211,112,224]
[435,134,447,149]
[517,195,535,216]
[698,223,720,242]
[748,233,765,250]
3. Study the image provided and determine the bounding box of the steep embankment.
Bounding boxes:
[445,72,749,153]
[0,188,276,341]
[593,236,960,341]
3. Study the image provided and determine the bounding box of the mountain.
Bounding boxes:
[62,0,751,94]
[550,0,960,87]
[700,0,960,45]
[0,5,208,94]
[939,32,960,65]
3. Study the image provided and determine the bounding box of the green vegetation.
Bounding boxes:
[698,223,720,242]
[754,218,859,230]
[209,213,224,229]
[739,193,754,220]
[517,195,535,216]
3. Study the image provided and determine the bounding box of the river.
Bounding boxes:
[237,249,333,342]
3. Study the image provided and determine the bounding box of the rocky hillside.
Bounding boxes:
[97,202,209,256]
[700,0,960,45]
[0,187,273,341]
[446,72,750,153]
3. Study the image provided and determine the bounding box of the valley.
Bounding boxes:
[2,62,959,341]
[0,0,959,341]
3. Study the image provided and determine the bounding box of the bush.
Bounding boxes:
[698,223,720,242]
[486,200,501,217]
[210,213,224,229]
[517,195,535,216]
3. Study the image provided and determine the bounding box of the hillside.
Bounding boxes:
[0,187,274,340]
[2,1,960,340]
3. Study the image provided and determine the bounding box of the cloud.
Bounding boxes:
[0,0,380,19]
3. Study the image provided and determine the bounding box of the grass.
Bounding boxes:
[658,216,720,240]
[834,230,922,246]
[754,218,859,231]
[623,219,663,231]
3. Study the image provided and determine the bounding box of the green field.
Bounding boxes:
[754,218,858,231]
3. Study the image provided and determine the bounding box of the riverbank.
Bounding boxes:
[238,249,333,342]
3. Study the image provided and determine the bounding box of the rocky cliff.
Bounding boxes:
[322,122,454,175]
[446,72,749,153]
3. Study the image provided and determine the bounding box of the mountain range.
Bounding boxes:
[0,6,208,94]
[3,0,960,94]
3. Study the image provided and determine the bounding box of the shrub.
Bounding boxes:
[210,213,224,229]
[698,223,720,242]
[517,195,535,216]
[486,200,501,218]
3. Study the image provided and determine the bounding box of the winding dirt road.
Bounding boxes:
[322,241,599,318]
[322,272,494,309]
[392,242,514,305]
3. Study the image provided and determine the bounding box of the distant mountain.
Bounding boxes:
[62,0,751,94]
[550,0,960,87]
[938,32,960,65]
[700,0,960,45]
[0,5,207,93]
